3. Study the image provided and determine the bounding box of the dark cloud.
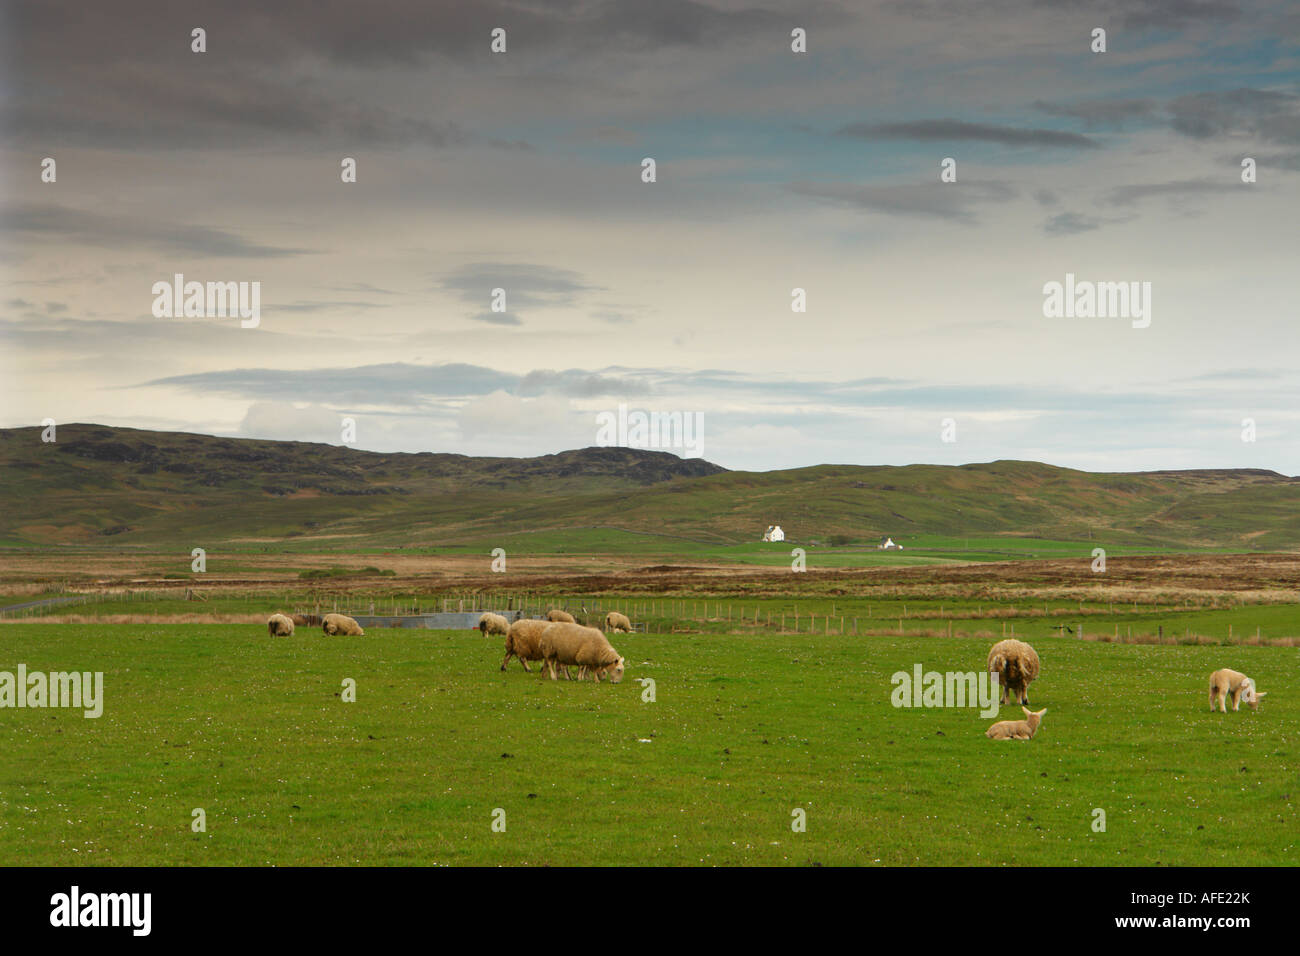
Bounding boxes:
[1032,98,1158,130]
[836,120,1100,149]
[439,263,598,325]
[2,203,313,258]
[140,361,512,405]
[788,180,1018,223]
[1043,212,1103,236]
[1108,0,1244,29]
[1104,179,1249,206]
[1167,88,1300,142]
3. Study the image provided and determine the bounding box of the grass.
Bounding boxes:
[8,424,1300,551]
[0,623,1294,865]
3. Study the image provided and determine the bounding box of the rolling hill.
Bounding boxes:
[3,424,1299,551]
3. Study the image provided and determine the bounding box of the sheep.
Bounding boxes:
[291,613,322,626]
[986,706,1047,740]
[1208,669,1267,713]
[987,639,1040,705]
[605,611,633,633]
[539,622,625,683]
[322,612,365,637]
[478,612,510,637]
[545,609,576,624]
[267,613,295,637]
[501,618,554,673]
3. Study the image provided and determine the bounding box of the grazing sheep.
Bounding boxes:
[987,639,1040,705]
[291,613,322,627]
[478,612,510,637]
[1208,669,1267,713]
[539,622,626,683]
[267,613,295,637]
[322,613,365,637]
[986,706,1047,740]
[546,609,576,624]
[605,611,633,633]
[501,618,554,673]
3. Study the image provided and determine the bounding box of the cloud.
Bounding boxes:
[439,262,599,324]
[239,401,347,444]
[2,203,312,258]
[1104,179,1249,206]
[141,362,513,406]
[835,119,1100,149]
[457,390,575,439]
[1032,98,1158,130]
[1044,212,1104,235]
[788,180,1018,223]
[1167,88,1300,142]
[516,369,643,398]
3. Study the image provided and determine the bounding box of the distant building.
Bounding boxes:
[762,525,785,542]
[878,536,902,550]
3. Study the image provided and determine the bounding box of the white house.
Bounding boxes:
[762,525,785,542]
[878,536,902,550]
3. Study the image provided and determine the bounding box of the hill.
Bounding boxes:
[2,424,1299,550]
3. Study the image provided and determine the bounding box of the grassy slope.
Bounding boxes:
[3,425,1300,551]
[0,623,1294,865]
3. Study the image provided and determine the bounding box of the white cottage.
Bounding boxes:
[878,536,902,550]
[762,525,785,542]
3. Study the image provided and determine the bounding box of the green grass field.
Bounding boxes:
[1,623,1294,865]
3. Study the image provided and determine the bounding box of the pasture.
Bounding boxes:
[0,621,1294,866]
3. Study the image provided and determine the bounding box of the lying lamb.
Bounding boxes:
[986,707,1047,740]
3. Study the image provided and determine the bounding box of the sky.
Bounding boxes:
[2,0,1298,473]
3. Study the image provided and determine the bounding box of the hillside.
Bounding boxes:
[2,424,1299,550]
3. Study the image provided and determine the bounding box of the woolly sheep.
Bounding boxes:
[987,639,1040,705]
[478,612,510,637]
[267,613,295,637]
[1208,668,1267,713]
[605,611,633,633]
[545,609,576,624]
[539,622,625,683]
[291,613,322,626]
[322,612,365,637]
[500,618,561,674]
[986,706,1047,740]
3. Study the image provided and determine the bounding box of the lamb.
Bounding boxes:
[478,612,510,637]
[987,639,1040,705]
[322,613,365,636]
[605,611,633,633]
[501,618,552,673]
[545,609,576,624]
[539,622,626,683]
[267,613,295,637]
[291,613,322,627]
[986,707,1048,740]
[1208,669,1267,713]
